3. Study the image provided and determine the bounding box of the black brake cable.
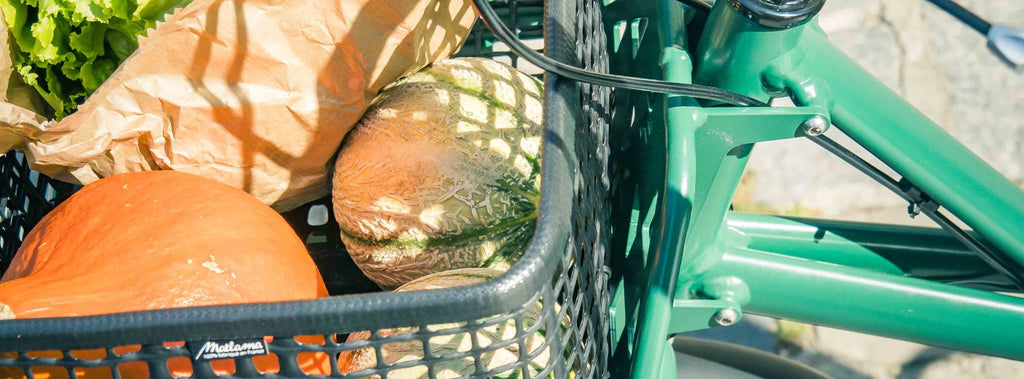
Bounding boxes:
[471,0,763,106]
[808,136,1024,290]
[471,0,1024,290]
[677,0,713,13]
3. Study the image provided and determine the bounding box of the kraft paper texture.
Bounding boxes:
[0,0,477,211]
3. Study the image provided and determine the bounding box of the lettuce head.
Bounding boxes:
[0,0,191,119]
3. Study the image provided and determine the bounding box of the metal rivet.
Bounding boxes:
[712,308,740,326]
[801,115,828,136]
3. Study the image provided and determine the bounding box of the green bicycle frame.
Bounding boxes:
[602,1,1024,377]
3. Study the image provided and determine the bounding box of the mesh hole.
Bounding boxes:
[381,338,426,365]
[294,335,332,375]
[116,361,149,379]
[210,358,237,375]
[0,366,25,378]
[428,331,470,356]
[430,357,477,378]
[28,365,72,379]
[62,349,119,379]
[492,55,515,68]
[475,320,518,350]
[390,363,433,378]
[69,349,106,360]
[337,328,425,374]
[248,354,281,374]
[26,350,61,360]
[165,356,191,378]
[335,338,374,375]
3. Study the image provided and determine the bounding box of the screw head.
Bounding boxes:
[801,116,828,136]
[712,308,740,326]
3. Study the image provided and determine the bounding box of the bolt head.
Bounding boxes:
[712,308,740,326]
[801,116,828,136]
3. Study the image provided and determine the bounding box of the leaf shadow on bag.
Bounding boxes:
[182,0,476,211]
[185,0,264,197]
[318,0,477,190]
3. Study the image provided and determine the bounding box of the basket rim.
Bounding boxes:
[0,0,583,352]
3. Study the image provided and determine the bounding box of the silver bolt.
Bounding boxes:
[712,308,740,326]
[801,115,828,136]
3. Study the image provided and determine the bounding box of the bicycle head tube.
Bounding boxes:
[728,0,826,29]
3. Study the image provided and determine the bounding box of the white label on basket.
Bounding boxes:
[189,338,269,361]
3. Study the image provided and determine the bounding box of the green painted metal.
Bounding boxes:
[608,274,628,349]
[660,339,678,379]
[692,1,808,102]
[694,247,1024,361]
[725,212,1010,289]
[691,0,1024,270]
[629,90,826,378]
[775,28,1024,267]
[603,0,692,376]
[602,4,830,373]
[668,299,739,334]
[605,0,1024,376]
[679,106,828,277]
[686,4,1024,363]
[628,45,697,379]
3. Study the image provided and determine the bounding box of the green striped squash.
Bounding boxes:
[332,58,543,289]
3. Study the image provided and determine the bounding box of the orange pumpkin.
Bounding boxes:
[0,171,332,378]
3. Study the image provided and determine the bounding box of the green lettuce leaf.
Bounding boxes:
[1,0,192,119]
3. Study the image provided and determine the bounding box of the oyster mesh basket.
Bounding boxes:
[0,0,612,377]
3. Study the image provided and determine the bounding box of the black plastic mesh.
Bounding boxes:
[0,152,77,274]
[0,0,612,377]
[559,0,613,376]
[0,289,563,378]
[456,0,544,74]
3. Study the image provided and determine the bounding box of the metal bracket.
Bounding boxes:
[669,299,742,334]
[652,105,822,337]
[898,178,939,218]
[695,106,831,147]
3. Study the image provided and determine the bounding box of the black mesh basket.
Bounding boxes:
[0,0,612,378]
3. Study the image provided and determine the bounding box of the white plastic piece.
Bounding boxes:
[307,204,330,226]
[987,24,1024,70]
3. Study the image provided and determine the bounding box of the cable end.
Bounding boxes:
[988,24,1024,71]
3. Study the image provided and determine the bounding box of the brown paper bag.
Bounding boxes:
[0,0,477,211]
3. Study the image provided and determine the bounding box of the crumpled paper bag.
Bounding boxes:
[0,0,477,211]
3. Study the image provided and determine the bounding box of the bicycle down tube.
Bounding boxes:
[693,2,1024,260]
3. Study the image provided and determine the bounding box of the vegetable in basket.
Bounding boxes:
[332,58,543,289]
[0,171,331,378]
[339,268,561,378]
[0,0,479,212]
[0,0,192,119]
